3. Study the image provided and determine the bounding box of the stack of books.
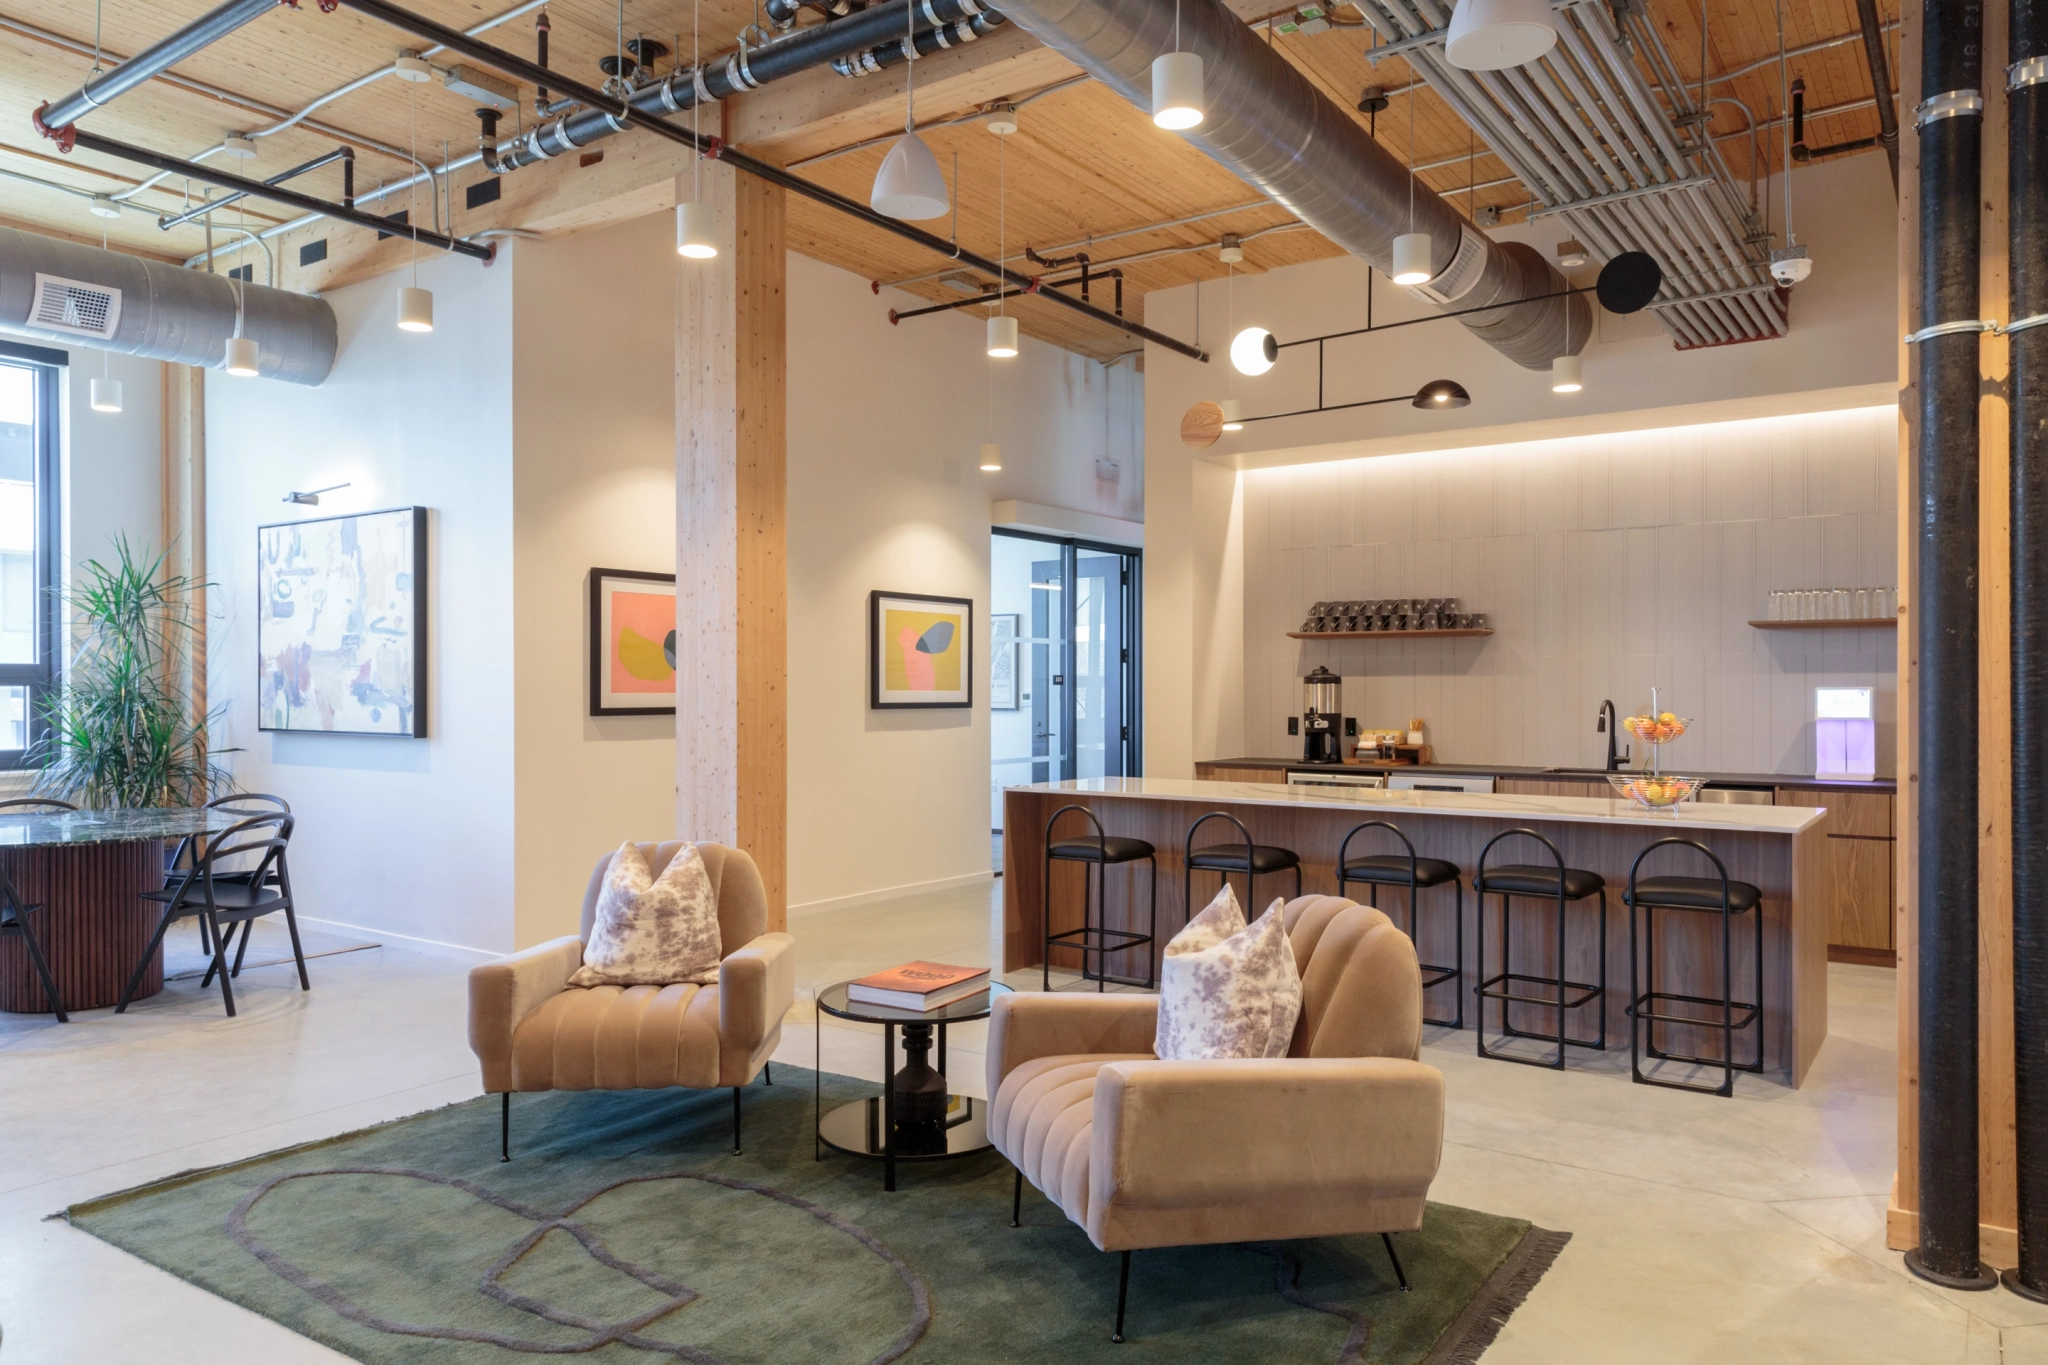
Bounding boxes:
[847,961,991,1011]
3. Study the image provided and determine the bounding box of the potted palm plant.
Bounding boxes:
[30,538,230,808]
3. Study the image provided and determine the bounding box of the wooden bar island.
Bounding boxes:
[1004,778,1831,1087]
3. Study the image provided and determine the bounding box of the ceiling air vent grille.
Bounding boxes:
[1405,225,1487,306]
[29,273,122,340]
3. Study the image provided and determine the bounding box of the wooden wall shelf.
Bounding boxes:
[1287,629,1494,640]
[1748,618,1898,631]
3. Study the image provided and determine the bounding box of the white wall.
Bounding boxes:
[1238,405,1899,776]
[785,252,1142,912]
[1143,153,1900,778]
[510,215,677,946]
[206,248,519,956]
[61,348,163,578]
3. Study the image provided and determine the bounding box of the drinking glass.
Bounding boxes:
[1853,588,1870,618]
[1798,590,1816,620]
[1832,589,1851,619]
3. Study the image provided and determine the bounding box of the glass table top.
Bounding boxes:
[816,980,1012,1025]
[0,807,246,848]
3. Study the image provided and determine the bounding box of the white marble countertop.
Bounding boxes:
[1011,777,1826,836]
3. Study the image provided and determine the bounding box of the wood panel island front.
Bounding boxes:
[1004,778,1831,1087]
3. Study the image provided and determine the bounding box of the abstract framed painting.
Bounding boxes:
[590,568,677,716]
[870,590,972,709]
[258,506,427,738]
[989,613,1020,710]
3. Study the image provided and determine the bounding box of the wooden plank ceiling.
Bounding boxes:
[0,0,1897,361]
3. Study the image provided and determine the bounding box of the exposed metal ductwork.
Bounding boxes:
[1355,0,1784,350]
[0,227,337,385]
[992,0,1585,370]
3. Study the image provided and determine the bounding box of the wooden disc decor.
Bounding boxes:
[1181,400,1225,448]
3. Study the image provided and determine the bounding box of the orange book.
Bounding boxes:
[848,960,992,1011]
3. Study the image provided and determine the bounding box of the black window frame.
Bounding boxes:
[993,526,1143,781]
[0,338,66,769]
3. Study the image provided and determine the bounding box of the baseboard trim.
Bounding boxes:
[296,914,503,964]
[788,870,995,917]
[1828,944,1897,967]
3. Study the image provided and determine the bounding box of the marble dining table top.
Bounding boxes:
[0,806,246,848]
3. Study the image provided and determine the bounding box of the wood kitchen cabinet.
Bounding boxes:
[1497,777,1609,798]
[1774,788,1895,965]
[1193,763,1288,784]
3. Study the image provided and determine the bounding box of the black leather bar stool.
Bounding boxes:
[1337,820,1464,1029]
[1474,828,1608,1068]
[1043,804,1158,993]
[1624,837,1765,1097]
[1183,812,1300,924]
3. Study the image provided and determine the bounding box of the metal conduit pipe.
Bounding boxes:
[2010,0,2048,1306]
[0,226,335,384]
[994,0,1585,368]
[33,0,282,146]
[156,146,354,230]
[479,0,993,174]
[1906,0,1993,1293]
[832,12,1006,77]
[1854,0,1902,191]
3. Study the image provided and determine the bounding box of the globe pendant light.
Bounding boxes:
[676,0,718,259]
[1444,0,1559,71]
[1230,327,1276,376]
[1218,397,1244,431]
[871,0,950,219]
[987,315,1019,358]
[1151,0,1203,129]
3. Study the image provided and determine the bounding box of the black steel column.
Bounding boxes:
[1909,0,1997,1291]
[2007,0,2048,1304]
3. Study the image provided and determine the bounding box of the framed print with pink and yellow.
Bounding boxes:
[590,568,676,716]
[869,590,972,709]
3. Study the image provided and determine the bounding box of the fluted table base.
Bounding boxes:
[0,840,165,1012]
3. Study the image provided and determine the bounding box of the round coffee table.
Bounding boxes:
[814,979,1013,1191]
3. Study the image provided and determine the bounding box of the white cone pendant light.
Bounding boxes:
[676,201,718,259]
[1152,50,1204,130]
[397,285,434,333]
[1391,233,1434,286]
[980,442,1003,471]
[1218,397,1244,431]
[988,314,1019,358]
[872,132,950,220]
[224,336,260,377]
[1230,327,1276,376]
[90,377,122,412]
[1550,353,1583,393]
[1445,0,1558,71]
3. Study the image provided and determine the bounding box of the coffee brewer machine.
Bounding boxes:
[1302,666,1344,765]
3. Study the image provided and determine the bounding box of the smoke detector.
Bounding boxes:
[1556,238,1588,268]
[986,102,1018,136]
[221,135,258,159]
[87,195,121,219]
[1218,233,1244,264]
[1769,244,1812,286]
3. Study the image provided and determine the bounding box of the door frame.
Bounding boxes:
[992,526,1142,779]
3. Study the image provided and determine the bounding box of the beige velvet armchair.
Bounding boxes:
[987,894,1445,1341]
[468,842,795,1160]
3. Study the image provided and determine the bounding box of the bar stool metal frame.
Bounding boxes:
[1336,820,1464,1029]
[1042,804,1159,992]
[1473,828,1608,1068]
[1623,837,1765,1098]
[1182,811,1301,925]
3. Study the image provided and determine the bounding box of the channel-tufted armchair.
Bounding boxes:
[468,842,795,1160]
[987,894,1445,1341]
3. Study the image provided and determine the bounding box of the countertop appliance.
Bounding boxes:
[1287,769,1387,789]
[1301,666,1344,766]
[1387,771,1496,794]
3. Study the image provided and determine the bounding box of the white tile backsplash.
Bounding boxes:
[1241,406,1899,776]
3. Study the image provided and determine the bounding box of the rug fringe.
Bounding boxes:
[1421,1227,1571,1365]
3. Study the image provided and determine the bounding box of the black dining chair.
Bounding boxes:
[0,861,65,1022]
[166,794,295,957]
[118,812,306,1018]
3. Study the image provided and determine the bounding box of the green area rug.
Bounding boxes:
[67,1068,1565,1363]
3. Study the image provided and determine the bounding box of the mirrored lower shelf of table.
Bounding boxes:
[817,1094,989,1162]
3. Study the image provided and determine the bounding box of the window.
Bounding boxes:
[0,341,62,766]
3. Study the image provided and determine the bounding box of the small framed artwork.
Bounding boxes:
[258,505,427,737]
[590,568,677,716]
[990,613,1020,710]
[870,590,973,709]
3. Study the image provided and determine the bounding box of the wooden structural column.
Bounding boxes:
[676,162,789,929]
[160,362,206,733]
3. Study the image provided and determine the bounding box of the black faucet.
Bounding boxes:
[1597,700,1631,772]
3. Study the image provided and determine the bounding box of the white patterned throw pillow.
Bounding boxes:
[1154,884,1304,1061]
[569,842,723,988]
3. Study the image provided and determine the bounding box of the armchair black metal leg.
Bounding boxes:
[1381,1233,1410,1292]
[763,1061,773,1085]
[18,910,67,1023]
[731,1086,744,1155]
[1011,1165,1023,1227]
[116,908,178,1014]
[501,1092,511,1162]
[1112,1249,1132,1343]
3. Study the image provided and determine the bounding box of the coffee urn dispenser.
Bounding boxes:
[1302,666,1344,765]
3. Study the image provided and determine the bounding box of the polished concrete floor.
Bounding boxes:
[0,884,2032,1363]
